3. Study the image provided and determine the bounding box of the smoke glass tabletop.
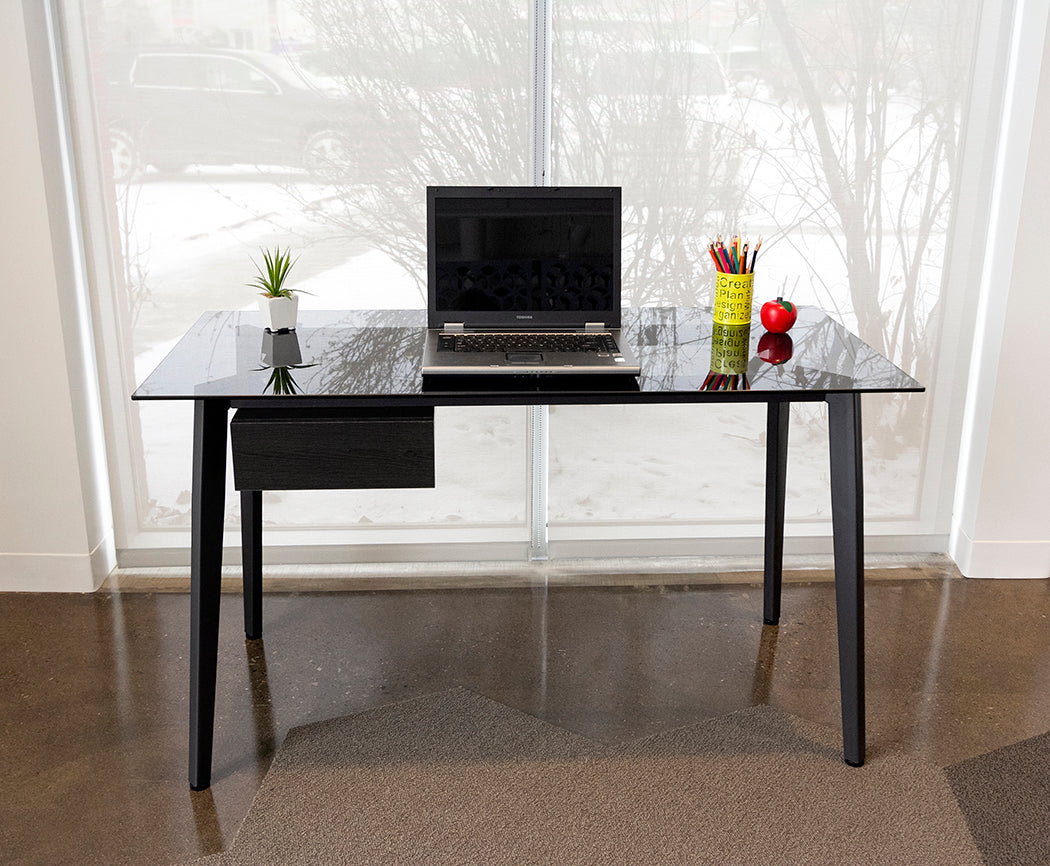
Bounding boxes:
[133,307,922,402]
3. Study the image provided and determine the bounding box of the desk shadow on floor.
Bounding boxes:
[946,729,1050,866]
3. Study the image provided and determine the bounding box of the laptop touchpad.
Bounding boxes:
[507,352,543,364]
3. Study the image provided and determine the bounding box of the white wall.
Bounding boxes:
[949,0,1050,579]
[0,1,113,591]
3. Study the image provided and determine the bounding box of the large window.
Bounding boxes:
[65,0,986,564]
[70,1,534,560]
[547,0,979,551]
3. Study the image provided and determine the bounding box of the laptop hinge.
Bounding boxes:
[444,323,465,332]
[584,322,606,332]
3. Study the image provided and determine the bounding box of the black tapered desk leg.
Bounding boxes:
[189,399,229,791]
[827,393,865,767]
[241,490,263,640]
[764,400,790,625]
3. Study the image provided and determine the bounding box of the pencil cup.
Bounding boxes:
[713,272,754,325]
[710,323,751,374]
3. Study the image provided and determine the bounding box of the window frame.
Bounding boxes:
[51,0,1019,568]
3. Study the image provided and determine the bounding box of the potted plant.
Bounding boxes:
[251,246,300,332]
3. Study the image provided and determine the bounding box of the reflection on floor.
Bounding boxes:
[1,564,1048,865]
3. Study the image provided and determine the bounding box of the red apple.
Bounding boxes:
[760,297,798,333]
[758,331,794,365]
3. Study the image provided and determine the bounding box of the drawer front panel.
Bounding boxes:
[230,408,435,491]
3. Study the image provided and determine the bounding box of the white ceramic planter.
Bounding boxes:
[258,294,298,332]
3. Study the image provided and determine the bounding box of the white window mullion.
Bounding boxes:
[527,0,553,560]
[529,0,552,186]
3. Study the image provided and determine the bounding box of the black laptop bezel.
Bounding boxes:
[426,185,622,330]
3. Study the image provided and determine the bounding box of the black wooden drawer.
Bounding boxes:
[230,407,435,491]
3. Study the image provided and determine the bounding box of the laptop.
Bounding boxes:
[421,186,640,375]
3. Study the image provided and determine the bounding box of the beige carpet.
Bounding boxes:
[186,688,982,865]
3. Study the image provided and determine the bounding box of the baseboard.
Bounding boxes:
[949,531,1050,578]
[0,551,103,592]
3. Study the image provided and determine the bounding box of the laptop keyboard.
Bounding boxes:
[439,332,618,353]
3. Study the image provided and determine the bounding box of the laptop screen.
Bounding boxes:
[426,186,622,329]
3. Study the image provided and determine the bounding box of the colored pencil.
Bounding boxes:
[708,234,760,275]
[749,238,762,274]
[718,245,731,273]
[708,244,723,272]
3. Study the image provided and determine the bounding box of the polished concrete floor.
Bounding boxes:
[2,566,1049,865]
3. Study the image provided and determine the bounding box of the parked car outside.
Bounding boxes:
[104,46,387,182]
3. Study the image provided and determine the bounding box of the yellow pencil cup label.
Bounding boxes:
[713,272,754,325]
[710,323,751,374]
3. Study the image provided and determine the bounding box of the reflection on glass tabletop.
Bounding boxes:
[132,308,923,401]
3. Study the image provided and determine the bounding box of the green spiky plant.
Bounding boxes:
[249,246,298,298]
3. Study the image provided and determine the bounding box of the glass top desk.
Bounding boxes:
[134,307,923,789]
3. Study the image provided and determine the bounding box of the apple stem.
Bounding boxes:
[776,296,782,303]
